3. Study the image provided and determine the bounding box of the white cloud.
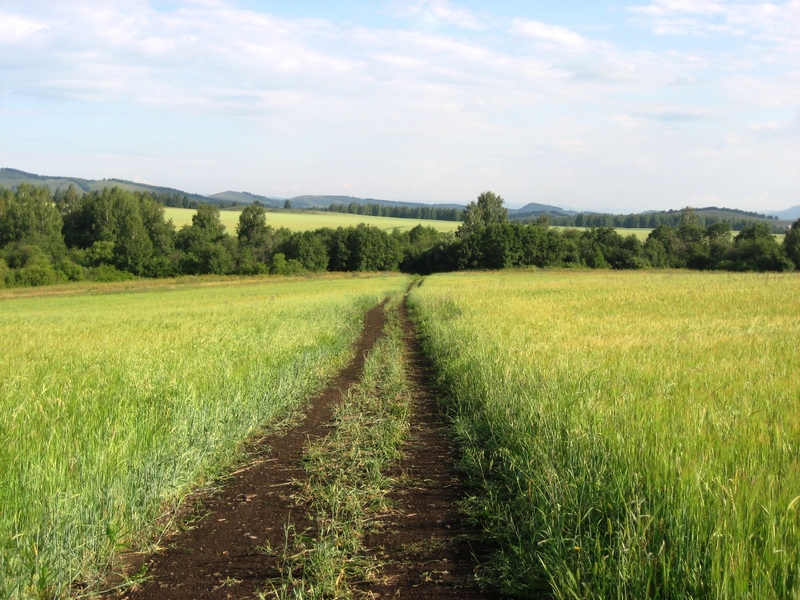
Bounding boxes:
[510,19,588,48]
[629,0,800,49]
[1,1,797,210]
[391,0,485,30]
[0,10,47,41]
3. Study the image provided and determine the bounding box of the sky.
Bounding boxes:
[0,0,798,212]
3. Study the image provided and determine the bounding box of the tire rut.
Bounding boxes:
[356,297,498,600]
[101,300,388,600]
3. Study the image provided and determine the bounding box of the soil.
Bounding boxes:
[102,301,388,600]
[100,295,497,599]
[355,299,498,600]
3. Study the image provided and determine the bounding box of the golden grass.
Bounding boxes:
[163,207,460,233]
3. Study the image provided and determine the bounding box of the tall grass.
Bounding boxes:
[271,298,411,599]
[410,270,800,598]
[0,274,409,599]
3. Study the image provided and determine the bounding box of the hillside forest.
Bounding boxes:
[1,185,799,287]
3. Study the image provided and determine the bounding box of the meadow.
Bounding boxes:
[162,207,460,233]
[409,270,800,598]
[0,273,409,598]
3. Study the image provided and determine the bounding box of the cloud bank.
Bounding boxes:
[0,0,797,211]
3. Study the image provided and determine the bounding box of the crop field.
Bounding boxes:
[550,225,653,240]
[409,270,800,598]
[162,207,460,233]
[0,273,409,598]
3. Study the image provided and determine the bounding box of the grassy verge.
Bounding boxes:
[0,274,409,599]
[267,299,411,599]
[409,270,800,599]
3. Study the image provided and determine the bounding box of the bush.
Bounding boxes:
[0,258,9,288]
[86,264,136,282]
[57,259,85,282]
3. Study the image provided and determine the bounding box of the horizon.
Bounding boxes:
[2,164,799,215]
[1,1,798,213]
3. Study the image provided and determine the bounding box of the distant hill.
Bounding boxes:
[0,167,217,205]
[285,194,465,210]
[208,191,285,208]
[508,202,577,217]
[767,205,800,220]
[3,167,797,225]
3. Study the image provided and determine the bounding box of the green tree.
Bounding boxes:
[53,184,82,217]
[284,199,293,210]
[112,194,153,275]
[191,203,227,241]
[2,243,62,286]
[678,207,705,244]
[0,257,9,288]
[0,184,65,259]
[235,203,276,272]
[721,223,793,272]
[236,203,269,246]
[457,191,508,239]
[176,203,233,274]
[782,219,800,270]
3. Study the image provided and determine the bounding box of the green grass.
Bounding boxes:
[270,297,411,599]
[409,270,800,598]
[0,273,410,599]
[163,207,460,234]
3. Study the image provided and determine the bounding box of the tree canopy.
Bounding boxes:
[457,191,508,239]
[0,184,795,289]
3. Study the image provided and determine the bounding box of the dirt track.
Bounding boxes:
[103,297,494,599]
[356,299,495,599]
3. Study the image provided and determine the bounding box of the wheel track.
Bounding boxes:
[101,294,497,599]
[102,300,388,600]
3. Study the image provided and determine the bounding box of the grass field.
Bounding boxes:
[0,273,409,598]
[409,270,800,598]
[163,207,460,233]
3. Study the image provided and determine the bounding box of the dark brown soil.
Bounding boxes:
[100,295,497,600]
[356,300,498,600]
[101,301,388,600]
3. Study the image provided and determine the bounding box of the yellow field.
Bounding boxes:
[0,272,410,598]
[410,270,800,597]
[163,207,460,233]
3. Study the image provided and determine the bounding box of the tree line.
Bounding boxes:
[520,207,785,233]
[326,202,462,221]
[0,184,429,287]
[408,192,799,274]
[2,185,799,288]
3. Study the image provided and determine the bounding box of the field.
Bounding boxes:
[3,268,799,598]
[409,270,800,598]
[0,273,409,598]
[551,225,653,240]
[162,207,460,233]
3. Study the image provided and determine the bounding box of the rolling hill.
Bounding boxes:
[3,167,796,227]
[0,168,214,205]
[767,205,800,220]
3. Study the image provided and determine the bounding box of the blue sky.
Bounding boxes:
[1,0,798,211]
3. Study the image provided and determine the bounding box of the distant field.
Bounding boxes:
[0,273,410,598]
[552,226,785,242]
[411,270,800,597]
[163,207,460,233]
[552,225,652,240]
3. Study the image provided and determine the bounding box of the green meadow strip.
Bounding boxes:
[409,270,800,599]
[269,300,411,599]
[0,274,409,599]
